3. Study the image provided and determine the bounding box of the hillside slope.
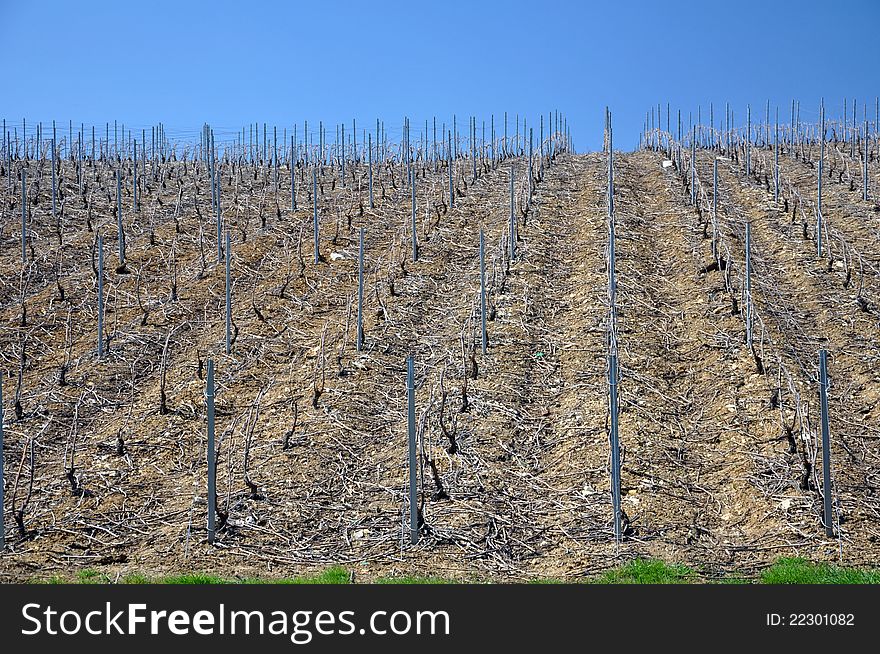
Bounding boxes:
[0,147,876,580]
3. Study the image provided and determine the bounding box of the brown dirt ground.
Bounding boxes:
[0,144,877,582]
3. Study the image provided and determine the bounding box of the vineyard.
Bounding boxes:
[0,108,878,582]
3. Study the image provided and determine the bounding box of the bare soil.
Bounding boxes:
[0,144,877,582]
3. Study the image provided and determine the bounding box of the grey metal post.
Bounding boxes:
[51,137,57,217]
[225,231,231,355]
[216,159,222,263]
[209,128,216,213]
[608,116,614,217]
[448,132,454,208]
[851,99,856,160]
[710,102,714,149]
[774,109,779,202]
[406,118,412,185]
[818,101,824,257]
[608,352,621,541]
[865,119,870,201]
[509,166,516,261]
[368,132,374,209]
[411,171,418,262]
[471,117,477,181]
[133,140,138,212]
[21,169,26,264]
[341,122,346,187]
[608,113,617,305]
[313,169,319,264]
[690,126,696,205]
[291,135,297,211]
[97,235,104,358]
[5,129,9,195]
[540,114,544,160]
[491,114,495,167]
[746,105,751,177]
[206,359,216,544]
[677,108,682,148]
[528,128,533,207]
[357,228,364,352]
[406,356,418,545]
[116,170,125,268]
[712,157,719,261]
[745,221,752,347]
[819,349,833,537]
[479,229,487,355]
[374,119,380,165]
[608,106,621,541]
[0,379,5,550]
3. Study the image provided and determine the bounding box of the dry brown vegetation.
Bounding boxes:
[0,127,878,581]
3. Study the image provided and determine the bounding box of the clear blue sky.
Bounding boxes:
[3,0,879,151]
